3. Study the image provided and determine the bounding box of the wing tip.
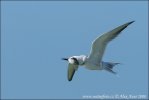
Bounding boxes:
[68,74,74,82]
[127,20,135,25]
[68,79,72,81]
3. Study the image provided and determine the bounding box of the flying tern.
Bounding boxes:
[62,21,134,81]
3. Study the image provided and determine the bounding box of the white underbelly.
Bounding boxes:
[84,62,103,70]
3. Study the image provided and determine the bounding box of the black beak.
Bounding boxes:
[62,58,68,61]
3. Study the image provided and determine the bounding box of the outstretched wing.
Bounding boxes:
[67,63,78,81]
[88,21,134,64]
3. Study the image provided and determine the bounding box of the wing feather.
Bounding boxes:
[88,21,134,64]
[67,63,78,81]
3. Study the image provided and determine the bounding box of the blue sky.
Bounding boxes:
[1,1,148,99]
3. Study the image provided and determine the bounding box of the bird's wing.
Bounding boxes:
[88,21,134,64]
[67,63,78,81]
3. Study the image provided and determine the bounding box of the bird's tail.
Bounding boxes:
[102,62,120,74]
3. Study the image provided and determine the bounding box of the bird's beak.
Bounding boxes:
[62,58,68,61]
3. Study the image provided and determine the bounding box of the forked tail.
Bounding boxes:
[102,61,120,74]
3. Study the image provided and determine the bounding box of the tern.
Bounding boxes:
[62,21,134,81]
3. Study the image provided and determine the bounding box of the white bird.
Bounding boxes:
[62,21,134,81]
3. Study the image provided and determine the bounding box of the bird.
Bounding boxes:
[62,21,134,81]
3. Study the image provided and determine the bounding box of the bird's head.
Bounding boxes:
[62,57,79,65]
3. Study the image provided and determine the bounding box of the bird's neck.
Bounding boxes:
[79,55,87,65]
